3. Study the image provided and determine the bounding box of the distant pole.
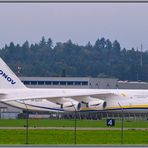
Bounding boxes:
[17,66,22,76]
[118,103,124,144]
[140,44,143,81]
[136,46,139,81]
[140,44,143,67]
[136,72,139,81]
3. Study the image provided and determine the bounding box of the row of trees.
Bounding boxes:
[0,36,147,81]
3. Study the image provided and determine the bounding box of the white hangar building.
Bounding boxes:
[20,77,118,89]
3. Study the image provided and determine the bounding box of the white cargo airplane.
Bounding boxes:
[0,57,148,113]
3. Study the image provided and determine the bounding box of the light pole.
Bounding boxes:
[74,108,77,145]
[118,102,124,144]
[23,101,29,144]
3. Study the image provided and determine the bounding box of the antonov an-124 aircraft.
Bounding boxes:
[0,57,148,113]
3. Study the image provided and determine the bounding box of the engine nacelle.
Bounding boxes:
[87,99,107,110]
[62,101,81,112]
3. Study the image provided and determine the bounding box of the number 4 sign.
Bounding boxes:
[107,119,115,126]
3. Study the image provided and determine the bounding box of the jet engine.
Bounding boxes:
[87,98,107,110]
[61,100,81,112]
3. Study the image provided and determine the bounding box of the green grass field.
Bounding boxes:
[0,119,148,145]
[0,129,148,144]
[0,119,148,128]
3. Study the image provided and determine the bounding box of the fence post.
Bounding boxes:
[118,103,124,144]
[23,101,29,144]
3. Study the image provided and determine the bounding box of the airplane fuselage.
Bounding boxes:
[2,88,148,113]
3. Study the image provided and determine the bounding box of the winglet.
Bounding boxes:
[0,58,26,89]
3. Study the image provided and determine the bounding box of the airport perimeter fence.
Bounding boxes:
[26,111,148,121]
[0,111,148,144]
[1,110,148,120]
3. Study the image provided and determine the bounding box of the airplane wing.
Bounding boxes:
[1,89,116,111]
[1,90,114,102]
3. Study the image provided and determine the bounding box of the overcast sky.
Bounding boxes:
[0,3,148,50]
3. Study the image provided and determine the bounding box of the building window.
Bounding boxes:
[75,81,81,85]
[67,81,73,85]
[23,81,30,85]
[116,84,119,88]
[38,81,45,85]
[53,81,59,85]
[31,81,37,85]
[107,83,110,88]
[0,107,7,112]
[45,81,52,85]
[60,81,66,85]
[82,81,88,85]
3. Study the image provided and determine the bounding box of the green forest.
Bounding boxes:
[0,36,147,81]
